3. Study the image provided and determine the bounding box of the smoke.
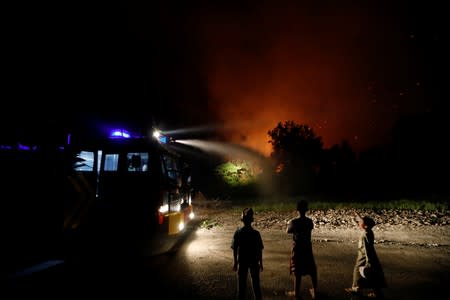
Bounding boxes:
[128,1,428,157]
[185,1,423,156]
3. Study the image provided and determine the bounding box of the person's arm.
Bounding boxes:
[233,248,238,271]
[364,231,378,269]
[362,232,372,269]
[231,231,239,271]
[258,249,263,271]
[355,211,363,224]
[258,232,264,271]
[287,220,294,233]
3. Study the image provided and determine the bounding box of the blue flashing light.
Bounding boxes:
[109,129,131,139]
[0,144,39,151]
[18,143,30,151]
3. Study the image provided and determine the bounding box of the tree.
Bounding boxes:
[267,121,323,194]
[319,140,357,197]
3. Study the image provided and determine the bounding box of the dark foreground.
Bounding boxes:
[3,208,450,300]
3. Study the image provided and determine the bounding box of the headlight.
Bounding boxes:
[159,204,169,213]
[178,222,185,231]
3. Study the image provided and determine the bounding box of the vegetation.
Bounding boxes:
[263,118,450,201]
[196,117,450,204]
[268,121,323,195]
[215,160,259,187]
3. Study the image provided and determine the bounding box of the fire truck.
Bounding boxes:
[64,127,195,237]
[2,125,194,273]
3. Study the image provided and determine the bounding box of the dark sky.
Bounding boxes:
[128,1,445,155]
[3,1,446,155]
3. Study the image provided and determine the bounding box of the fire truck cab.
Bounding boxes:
[65,128,194,238]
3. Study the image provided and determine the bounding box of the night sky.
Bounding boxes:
[3,1,446,155]
[130,1,445,156]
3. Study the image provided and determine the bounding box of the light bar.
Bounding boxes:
[109,129,131,139]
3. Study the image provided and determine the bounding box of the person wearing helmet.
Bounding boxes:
[231,207,264,300]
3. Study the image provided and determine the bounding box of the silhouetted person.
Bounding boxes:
[286,200,318,299]
[231,208,264,300]
[345,213,386,298]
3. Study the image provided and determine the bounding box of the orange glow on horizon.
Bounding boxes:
[184,2,425,155]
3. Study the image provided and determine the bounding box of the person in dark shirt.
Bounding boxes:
[231,207,264,300]
[286,200,318,299]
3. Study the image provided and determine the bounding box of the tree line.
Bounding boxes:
[266,114,449,200]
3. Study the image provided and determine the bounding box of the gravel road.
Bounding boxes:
[5,198,449,300]
[179,198,450,299]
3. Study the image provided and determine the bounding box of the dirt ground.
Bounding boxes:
[164,201,450,300]
[5,200,450,300]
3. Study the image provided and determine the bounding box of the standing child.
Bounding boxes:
[231,208,264,300]
[286,200,318,299]
[345,213,387,298]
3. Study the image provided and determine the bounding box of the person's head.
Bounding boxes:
[359,216,375,230]
[296,200,309,214]
[241,207,254,224]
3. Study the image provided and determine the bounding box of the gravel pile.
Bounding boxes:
[194,198,450,247]
[255,208,450,231]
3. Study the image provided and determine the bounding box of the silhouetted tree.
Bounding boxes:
[355,145,393,200]
[268,121,323,195]
[319,140,357,197]
[390,112,450,197]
